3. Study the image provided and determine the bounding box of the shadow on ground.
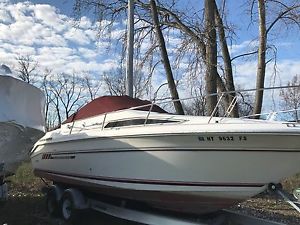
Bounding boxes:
[0,195,140,225]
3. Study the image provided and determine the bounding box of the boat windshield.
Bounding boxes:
[105,119,179,128]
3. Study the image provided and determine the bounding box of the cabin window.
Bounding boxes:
[104,119,179,128]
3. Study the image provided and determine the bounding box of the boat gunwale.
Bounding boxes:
[33,131,300,147]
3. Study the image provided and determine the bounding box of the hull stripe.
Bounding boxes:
[34,169,265,188]
[31,148,300,158]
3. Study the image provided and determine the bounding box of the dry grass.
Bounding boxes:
[282,173,300,193]
[8,162,45,195]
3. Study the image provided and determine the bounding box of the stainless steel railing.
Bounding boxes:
[67,84,299,133]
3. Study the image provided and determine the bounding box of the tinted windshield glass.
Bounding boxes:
[105,119,178,128]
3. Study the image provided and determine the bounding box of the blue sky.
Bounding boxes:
[226,0,300,60]
[0,0,299,95]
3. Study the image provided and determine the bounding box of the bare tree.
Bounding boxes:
[49,73,85,123]
[280,75,300,121]
[103,68,126,96]
[133,70,152,98]
[238,0,300,117]
[183,77,207,116]
[204,0,218,116]
[52,90,62,126]
[73,1,199,106]
[83,74,102,101]
[253,0,267,118]
[237,91,255,117]
[16,55,38,84]
[103,67,152,98]
[74,0,242,116]
[41,70,55,130]
[149,0,184,115]
[214,1,239,117]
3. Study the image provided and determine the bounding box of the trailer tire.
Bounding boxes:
[46,190,60,216]
[61,192,80,223]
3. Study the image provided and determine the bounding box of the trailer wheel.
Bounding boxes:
[61,192,80,223]
[46,190,59,216]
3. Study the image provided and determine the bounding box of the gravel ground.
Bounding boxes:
[231,195,300,225]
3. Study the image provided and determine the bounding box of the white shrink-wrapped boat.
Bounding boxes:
[0,67,45,177]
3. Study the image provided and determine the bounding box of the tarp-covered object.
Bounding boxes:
[0,75,45,176]
[0,75,45,131]
[64,95,167,123]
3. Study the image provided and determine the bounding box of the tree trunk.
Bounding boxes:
[214,2,239,117]
[149,0,184,115]
[140,1,231,116]
[253,0,267,118]
[55,99,62,126]
[205,0,218,116]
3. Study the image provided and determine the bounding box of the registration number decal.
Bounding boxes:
[198,136,247,142]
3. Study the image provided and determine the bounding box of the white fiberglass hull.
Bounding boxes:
[0,75,44,176]
[31,125,300,214]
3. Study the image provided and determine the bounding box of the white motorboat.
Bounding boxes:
[0,72,45,177]
[30,95,300,214]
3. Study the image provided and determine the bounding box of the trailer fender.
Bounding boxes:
[47,185,64,202]
[63,188,88,210]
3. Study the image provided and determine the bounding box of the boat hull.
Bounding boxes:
[34,168,243,214]
[31,132,300,214]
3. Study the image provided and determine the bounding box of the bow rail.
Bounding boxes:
[67,85,299,133]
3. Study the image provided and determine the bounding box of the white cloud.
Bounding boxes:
[0,8,13,23]
[64,27,91,45]
[0,49,17,65]
[85,29,97,41]
[38,46,75,58]
[78,47,98,59]
[63,59,118,75]
[230,40,256,55]
[77,16,92,30]
[0,1,124,78]
[276,60,300,84]
[96,40,111,50]
[110,29,125,40]
[15,45,36,56]
[233,59,300,89]
[32,27,68,47]
[32,4,67,32]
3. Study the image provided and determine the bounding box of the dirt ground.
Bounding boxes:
[1,163,300,225]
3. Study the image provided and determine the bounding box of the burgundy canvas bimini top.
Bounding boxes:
[63,95,167,124]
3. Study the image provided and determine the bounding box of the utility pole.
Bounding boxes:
[126,0,134,97]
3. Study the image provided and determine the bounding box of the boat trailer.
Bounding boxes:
[43,183,300,225]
